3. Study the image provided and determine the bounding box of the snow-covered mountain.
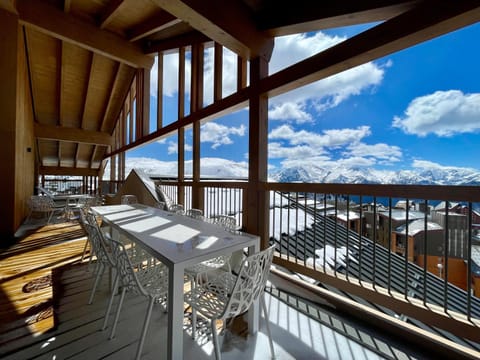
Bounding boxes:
[271,164,480,185]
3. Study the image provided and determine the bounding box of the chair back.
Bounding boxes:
[108,237,150,297]
[29,195,54,212]
[83,222,114,268]
[121,194,138,204]
[168,203,185,215]
[186,208,203,220]
[213,215,236,230]
[221,245,275,319]
[155,201,166,210]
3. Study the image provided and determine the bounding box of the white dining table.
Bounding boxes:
[90,204,260,360]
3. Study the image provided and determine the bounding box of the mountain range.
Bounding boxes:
[270,165,480,185]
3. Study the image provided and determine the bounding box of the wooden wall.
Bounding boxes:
[0,9,35,240]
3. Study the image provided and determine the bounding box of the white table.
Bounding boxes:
[91,204,260,360]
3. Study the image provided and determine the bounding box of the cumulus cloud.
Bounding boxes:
[345,142,402,161]
[268,125,401,168]
[201,122,246,149]
[393,90,480,137]
[150,53,191,98]
[269,125,371,147]
[166,141,192,155]
[268,33,386,122]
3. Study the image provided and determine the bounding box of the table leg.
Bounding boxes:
[168,265,184,360]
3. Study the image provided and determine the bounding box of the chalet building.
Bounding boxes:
[363,209,425,249]
[393,218,470,290]
[328,211,363,234]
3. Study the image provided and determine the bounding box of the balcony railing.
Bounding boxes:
[153,178,480,349]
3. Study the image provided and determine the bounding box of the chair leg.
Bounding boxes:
[109,287,127,340]
[88,263,105,304]
[135,297,155,360]
[261,295,275,359]
[102,274,119,331]
[211,319,221,360]
[81,238,90,262]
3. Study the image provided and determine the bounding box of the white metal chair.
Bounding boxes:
[155,201,166,210]
[168,203,185,215]
[184,245,276,360]
[121,194,138,204]
[26,195,65,223]
[65,195,97,221]
[212,215,237,231]
[186,208,204,220]
[102,237,169,360]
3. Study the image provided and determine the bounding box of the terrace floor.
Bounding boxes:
[1,217,433,359]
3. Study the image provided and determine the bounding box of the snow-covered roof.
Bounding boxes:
[394,219,443,236]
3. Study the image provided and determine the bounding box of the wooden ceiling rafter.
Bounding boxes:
[261,1,480,98]
[39,166,99,177]
[35,123,114,147]
[99,0,125,29]
[17,0,153,69]
[150,0,274,60]
[257,0,420,36]
[127,11,181,42]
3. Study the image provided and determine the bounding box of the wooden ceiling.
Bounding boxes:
[6,0,480,177]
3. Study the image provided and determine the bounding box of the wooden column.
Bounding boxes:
[136,68,150,139]
[246,56,269,247]
[157,52,163,130]
[191,43,204,210]
[177,47,185,205]
[0,9,35,238]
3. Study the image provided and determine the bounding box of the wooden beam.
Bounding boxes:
[150,0,274,60]
[214,43,222,102]
[127,11,181,42]
[104,88,249,158]
[145,30,210,54]
[261,1,480,98]
[39,166,99,177]
[34,123,114,146]
[99,0,125,29]
[157,52,164,129]
[258,0,419,36]
[17,0,153,68]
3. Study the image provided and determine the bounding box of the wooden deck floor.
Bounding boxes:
[1,219,434,360]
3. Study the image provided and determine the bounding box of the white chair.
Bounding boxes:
[168,203,185,215]
[26,195,65,223]
[155,201,166,210]
[102,237,169,360]
[212,215,237,231]
[186,208,204,220]
[65,196,96,221]
[184,245,276,360]
[121,194,138,204]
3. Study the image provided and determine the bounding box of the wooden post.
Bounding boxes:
[246,56,269,248]
[192,43,204,210]
[177,47,185,205]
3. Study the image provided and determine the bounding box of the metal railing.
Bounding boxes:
[135,177,480,346]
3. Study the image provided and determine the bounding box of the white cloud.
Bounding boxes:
[268,125,401,168]
[201,122,246,149]
[166,141,192,155]
[151,53,192,98]
[345,142,402,161]
[412,159,476,172]
[268,33,386,122]
[393,90,480,137]
[268,102,312,123]
[268,125,371,147]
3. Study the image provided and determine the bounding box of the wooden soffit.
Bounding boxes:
[39,166,99,177]
[17,0,153,69]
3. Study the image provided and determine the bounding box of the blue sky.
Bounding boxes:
[125,21,480,178]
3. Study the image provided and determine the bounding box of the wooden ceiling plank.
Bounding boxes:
[99,0,125,29]
[150,0,273,60]
[127,11,182,42]
[81,53,96,129]
[74,144,80,168]
[58,42,65,127]
[261,1,480,98]
[258,0,419,36]
[35,123,114,146]
[100,62,122,132]
[17,0,153,68]
[39,166,99,177]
